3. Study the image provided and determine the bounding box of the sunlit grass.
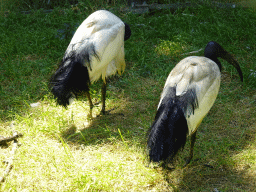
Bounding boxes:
[1,77,168,191]
[155,40,186,56]
[0,1,256,191]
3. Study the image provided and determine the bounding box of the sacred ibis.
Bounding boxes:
[147,41,243,166]
[50,10,131,114]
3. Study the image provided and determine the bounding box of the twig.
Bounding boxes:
[181,48,203,55]
[0,132,21,184]
[0,133,23,146]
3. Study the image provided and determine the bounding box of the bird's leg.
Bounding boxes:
[183,130,197,167]
[101,81,107,114]
[85,91,93,117]
[98,80,120,116]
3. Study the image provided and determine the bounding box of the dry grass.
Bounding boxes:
[1,2,256,191]
[1,74,255,191]
[1,77,170,191]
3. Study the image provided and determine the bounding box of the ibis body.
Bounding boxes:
[50,10,131,114]
[147,41,243,165]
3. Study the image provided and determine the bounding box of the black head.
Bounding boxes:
[204,41,243,82]
[204,41,226,71]
[204,41,225,58]
[124,23,131,41]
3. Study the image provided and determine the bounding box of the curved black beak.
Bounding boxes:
[221,52,243,82]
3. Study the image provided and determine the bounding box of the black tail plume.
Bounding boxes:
[147,87,191,163]
[49,53,90,107]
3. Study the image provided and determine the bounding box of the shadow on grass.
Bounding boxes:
[57,72,256,191]
[162,73,256,191]
[162,125,256,191]
[163,131,256,191]
[1,65,252,191]
[60,111,131,146]
[59,75,161,147]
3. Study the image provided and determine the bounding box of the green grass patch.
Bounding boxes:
[0,1,256,191]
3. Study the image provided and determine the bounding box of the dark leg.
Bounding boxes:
[183,130,197,167]
[101,81,107,114]
[85,91,93,116]
[98,80,120,116]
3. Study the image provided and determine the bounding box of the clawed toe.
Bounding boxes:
[97,107,117,116]
[183,158,192,167]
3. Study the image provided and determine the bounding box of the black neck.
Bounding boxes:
[124,23,131,41]
[204,41,226,72]
[205,55,222,71]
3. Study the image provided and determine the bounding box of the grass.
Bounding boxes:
[0,1,256,191]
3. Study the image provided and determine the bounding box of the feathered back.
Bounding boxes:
[65,10,127,83]
[49,10,131,107]
[147,86,199,162]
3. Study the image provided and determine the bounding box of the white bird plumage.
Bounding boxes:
[147,41,243,166]
[160,56,221,135]
[50,10,131,114]
[65,10,126,82]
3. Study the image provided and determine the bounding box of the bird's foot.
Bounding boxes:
[183,158,192,168]
[203,164,214,169]
[161,162,175,171]
[183,158,200,167]
[94,101,101,106]
[97,107,116,116]
[97,107,125,117]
